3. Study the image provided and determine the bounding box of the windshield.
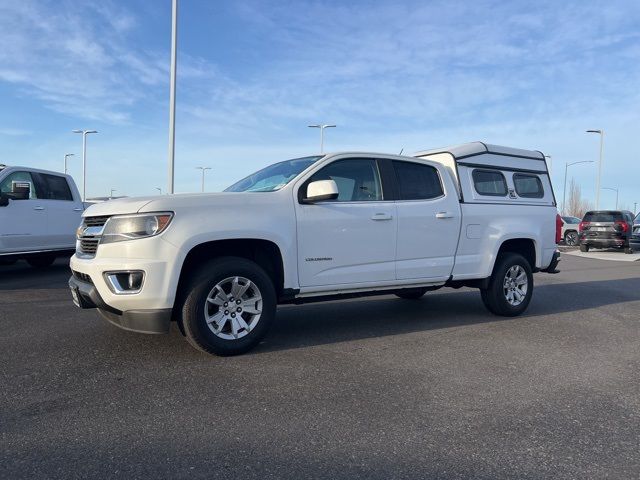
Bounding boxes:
[225,156,322,192]
[583,211,622,223]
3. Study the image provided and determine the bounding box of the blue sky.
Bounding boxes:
[1,0,639,209]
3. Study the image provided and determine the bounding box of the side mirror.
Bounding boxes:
[10,181,30,200]
[304,180,339,203]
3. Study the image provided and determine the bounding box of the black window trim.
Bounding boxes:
[512,172,544,199]
[391,159,445,202]
[297,157,388,204]
[471,168,508,197]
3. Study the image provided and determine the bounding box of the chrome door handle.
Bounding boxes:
[73,208,83,211]
[436,212,454,219]
[33,206,45,211]
[371,213,393,221]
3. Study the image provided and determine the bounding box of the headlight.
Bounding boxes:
[100,212,173,244]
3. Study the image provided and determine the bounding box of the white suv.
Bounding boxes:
[69,143,561,356]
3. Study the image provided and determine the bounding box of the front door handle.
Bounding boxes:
[73,208,83,212]
[33,206,44,211]
[436,212,454,219]
[371,213,393,221]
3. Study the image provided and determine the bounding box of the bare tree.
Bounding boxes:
[565,178,593,218]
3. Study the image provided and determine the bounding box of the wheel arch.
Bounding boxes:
[494,237,537,272]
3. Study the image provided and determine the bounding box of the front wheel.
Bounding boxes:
[564,230,579,246]
[180,257,276,356]
[480,253,533,317]
[27,255,56,268]
[395,288,428,300]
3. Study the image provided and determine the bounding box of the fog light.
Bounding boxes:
[104,271,145,294]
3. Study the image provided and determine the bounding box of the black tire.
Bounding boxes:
[624,246,633,254]
[579,244,589,252]
[180,256,276,356]
[564,230,579,246]
[480,253,533,317]
[0,259,17,266]
[26,255,56,268]
[395,288,428,300]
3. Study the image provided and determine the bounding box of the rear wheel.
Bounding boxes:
[480,253,533,317]
[624,246,633,254]
[564,230,579,246]
[26,255,56,268]
[395,288,428,300]
[180,257,276,356]
[579,244,589,252]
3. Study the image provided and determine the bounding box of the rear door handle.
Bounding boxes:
[436,212,454,219]
[73,208,83,212]
[371,213,393,221]
[33,206,44,211]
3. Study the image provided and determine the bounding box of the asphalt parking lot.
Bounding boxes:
[1,255,639,479]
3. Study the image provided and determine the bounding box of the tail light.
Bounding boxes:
[579,221,590,232]
[555,214,562,244]
[614,221,629,233]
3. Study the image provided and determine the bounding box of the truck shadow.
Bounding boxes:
[0,258,71,291]
[256,277,640,354]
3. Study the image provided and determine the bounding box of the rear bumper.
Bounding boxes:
[580,237,628,247]
[69,276,171,334]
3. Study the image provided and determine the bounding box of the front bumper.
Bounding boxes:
[69,275,171,334]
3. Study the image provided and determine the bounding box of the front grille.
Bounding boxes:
[79,238,100,256]
[84,216,110,227]
[76,216,110,258]
[72,270,93,284]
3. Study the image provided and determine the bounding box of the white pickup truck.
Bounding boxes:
[0,165,83,267]
[69,142,561,356]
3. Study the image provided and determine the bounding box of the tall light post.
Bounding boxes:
[72,129,98,202]
[63,153,74,175]
[586,129,604,209]
[601,187,618,209]
[196,167,211,192]
[308,124,336,153]
[563,160,593,214]
[167,0,178,195]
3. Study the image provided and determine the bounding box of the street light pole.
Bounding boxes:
[110,188,116,199]
[562,160,594,214]
[308,124,336,153]
[601,187,618,209]
[196,167,211,192]
[72,129,98,202]
[167,0,178,194]
[64,153,74,175]
[586,129,604,209]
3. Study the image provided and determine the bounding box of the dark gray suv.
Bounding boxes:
[579,210,635,254]
[631,212,640,251]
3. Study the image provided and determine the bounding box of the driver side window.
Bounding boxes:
[307,159,383,202]
[0,171,38,199]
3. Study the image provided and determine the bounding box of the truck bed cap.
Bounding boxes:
[414,142,544,161]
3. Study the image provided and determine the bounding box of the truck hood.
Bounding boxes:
[82,192,281,217]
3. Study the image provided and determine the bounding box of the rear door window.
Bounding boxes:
[513,173,544,198]
[37,173,73,201]
[472,169,507,196]
[392,161,443,200]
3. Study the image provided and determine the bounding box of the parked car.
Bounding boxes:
[69,142,560,356]
[578,210,635,254]
[631,212,640,251]
[0,165,83,267]
[561,216,581,246]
